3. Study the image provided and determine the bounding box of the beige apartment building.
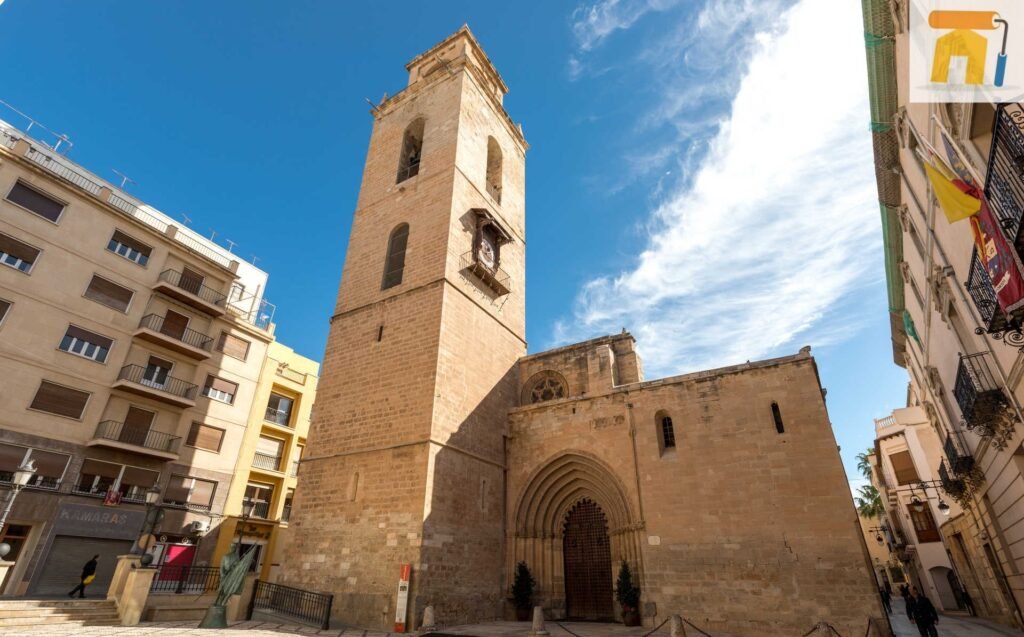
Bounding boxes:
[863,0,1024,628]
[0,114,297,598]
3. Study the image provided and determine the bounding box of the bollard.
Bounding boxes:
[670,614,686,637]
[422,605,437,631]
[527,606,549,637]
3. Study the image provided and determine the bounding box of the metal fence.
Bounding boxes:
[94,420,181,453]
[247,580,333,630]
[138,314,214,351]
[150,564,220,595]
[117,364,199,400]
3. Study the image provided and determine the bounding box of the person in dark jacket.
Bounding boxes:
[68,555,99,598]
[909,587,939,637]
[904,587,916,618]
[880,586,893,614]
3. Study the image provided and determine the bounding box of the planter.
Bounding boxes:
[622,607,641,627]
[516,607,532,621]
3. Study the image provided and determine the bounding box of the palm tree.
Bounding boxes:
[856,448,874,480]
[856,485,885,518]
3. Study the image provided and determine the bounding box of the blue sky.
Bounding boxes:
[0,0,907,483]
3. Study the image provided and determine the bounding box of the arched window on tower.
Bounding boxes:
[655,410,675,454]
[486,136,502,203]
[772,401,785,434]
[397,119,424,183]
[381,223,409,290]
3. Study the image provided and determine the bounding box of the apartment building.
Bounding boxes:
[0,116,287,597]
[863,0,1024,628]
[210,340,318,581]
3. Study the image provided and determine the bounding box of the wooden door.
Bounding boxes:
[160,310,189,340]
[563,499,613,620]
[180,267,204,295]
[120,407,155,447]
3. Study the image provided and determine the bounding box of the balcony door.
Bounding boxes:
[143,356,173,389]
[160,310,190,341]
[180,267,204,296]
[120,407,155,447]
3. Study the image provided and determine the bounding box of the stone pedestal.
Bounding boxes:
[421,605,436,631]
[227,573,259,622]
[670,614,685,637]
[108,555,142,602]
[118,567,157,626]
[527,606,548,637]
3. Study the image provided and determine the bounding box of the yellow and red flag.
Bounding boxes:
[923,159,981,222]
[970,194,1024,315]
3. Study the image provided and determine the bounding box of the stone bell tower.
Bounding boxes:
[282,26,527,628]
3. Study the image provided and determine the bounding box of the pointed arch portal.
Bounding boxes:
[563,499,614,619]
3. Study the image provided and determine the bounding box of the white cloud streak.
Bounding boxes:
[557,0,880,377]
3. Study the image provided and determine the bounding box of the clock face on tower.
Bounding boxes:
[479,235,497,270]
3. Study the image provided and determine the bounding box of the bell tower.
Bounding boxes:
[282,27,527,628]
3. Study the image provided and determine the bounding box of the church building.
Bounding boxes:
[281,27,886,636]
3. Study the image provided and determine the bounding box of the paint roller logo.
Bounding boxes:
[928,10,1009,87]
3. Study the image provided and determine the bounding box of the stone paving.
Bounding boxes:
[886,608,1023,637]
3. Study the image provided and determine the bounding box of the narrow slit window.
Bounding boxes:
[486,136,503,203]
[661,416,676,449]
[397,118,424,183]
[772,402,785,433]
[382,224,409,290]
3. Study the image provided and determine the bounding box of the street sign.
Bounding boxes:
[394,563,411,632]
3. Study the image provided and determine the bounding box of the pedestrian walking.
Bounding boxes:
[880,586,893,614]
[905,586,917,618]
[962,589,977,617]
[909,587,939,637]
[68,554,99,599]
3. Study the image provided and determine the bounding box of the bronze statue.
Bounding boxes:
[199,543,257,628]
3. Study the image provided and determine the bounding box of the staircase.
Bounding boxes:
[0,598,121,628]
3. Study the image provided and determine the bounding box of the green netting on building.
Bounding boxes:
[862,0,897,133]
[880,204,905,313]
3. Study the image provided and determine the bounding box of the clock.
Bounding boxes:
[479,235,497,270]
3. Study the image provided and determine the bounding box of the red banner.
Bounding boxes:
[971,195,1024,315]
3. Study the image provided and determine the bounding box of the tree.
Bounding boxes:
[856,485,885,519]
[511,561,535,610]
[856,448,874,480]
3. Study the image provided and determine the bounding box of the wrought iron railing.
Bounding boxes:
[281,504,292,523]
[117,364,199,401]
[252,452,282,472]
[943,431,974,476]
[94,420,181,454]
[150,565,220,594]
[396,158,420,183]
[264,407,292,427]
[71,483,151,504]
[953,352,1006,428]
[157,269,228,308]
[985,104,1024,246]
[251,500,272,519]
[0,472,60,490]
[965,249,1007,333]
[248,580,333,630]
[460,251,511,296]
[138,314,214,351]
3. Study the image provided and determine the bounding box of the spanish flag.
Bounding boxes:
[924,159,981,223]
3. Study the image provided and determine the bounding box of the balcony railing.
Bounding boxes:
[289,460,299,477]
[94,420,181,454]
[151,565,220,595]
[264,407,292,427]
[247,580,333,630]
[985,104,1024,249]
[117,365,198,401]
[157,270,227,308]
[282,504,292,523]
[138,314,214,351]
[966,249,1008,333]
[251,500,271,519]
[953,352,1007,431]
[943,431,975,476]
[1,472,60,490]
[72,483,151,504]
[252,452,282,472]
[460,251,511,296]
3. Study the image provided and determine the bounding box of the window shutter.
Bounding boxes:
[0,444,27,473]
[124,407,155,429]
[84,275,134,312]
[217,332,250,360]
[256,436,283,457]
[206,376,238,395]
[187,423,224,452]
[81,458,121,480]
[64,325,114,350]
[148,355,173,369]
[889,451,919,485]
[109,230,152,257]
[0,233,41,264]
[190,479,216,507]
[163,475,191,503]
[30,381,90,419]
[7,182,65,222]
[28,449,70,482]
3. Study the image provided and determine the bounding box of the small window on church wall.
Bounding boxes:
[772,402,785,434]
[347,472,360,502]
[486,136,502,203]
[661,416,676,449]
[382,224,409,290]
[397,119,424,183]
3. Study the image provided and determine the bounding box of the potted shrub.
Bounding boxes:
[511,561,535,621]
[616,562,641,626]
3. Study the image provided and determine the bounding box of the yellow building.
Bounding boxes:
[211,341,318,581]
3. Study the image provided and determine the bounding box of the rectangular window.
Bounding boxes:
[29,380,90,419]
[83,274,134,312]
[141,356,173,388]
[74,458,121,495]
[163,474,216,510]
[217,332,250,361]
[265,393,294,427]
[6,181,65,223]
[910,507,941,543]
[889,451,920,485]
[245,482,274,519]
[0,232,41,273]
[106,230,151,266]
[59,325,113,363]
[203,375,237,404]
[0,298,9,325]
[0,443,69,490]
[186,422,225,452]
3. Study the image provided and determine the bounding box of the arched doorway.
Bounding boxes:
[563,499,613,620]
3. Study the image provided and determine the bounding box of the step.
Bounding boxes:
[0,600,116,610]
[0,615,120,627]
[0,608,121,619]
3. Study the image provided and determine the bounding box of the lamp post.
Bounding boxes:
[132,483,164,566]
[0,460,36,559]
[236,496,255,557]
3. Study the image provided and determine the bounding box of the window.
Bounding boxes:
[254,436,284,471]
[179,267,206,296]
[142,356,173,389]
[396,118,424,183]
[120,407,155,446]
[106,230,151,266]
[29,380,90,419]
[660,415,676,449]
[0,443,70,490]
[909,506,941,543]
[6,181,65,223]
[0,298,10,325]
[74,459,159,503]
[265,392,294,427]
[245,482,274,519]
[282,490,294,523]
[381,223,409,290]
[486,136,503,203]
[203,375,238,404]
[83,274,134,312]
[771,402,785,433]
[163,474,216,511]
[186,422,225,452]
[59,325,113,363]
[217,332,250,361]
[0,232,40,273]
[523,370,568,404]
[889,450,920,485]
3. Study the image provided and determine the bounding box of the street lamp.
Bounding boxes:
[133,483,164,565]
[0,460,36,559]
[937,499,951,517]
[236,496,255,557]
[910,496,926,513]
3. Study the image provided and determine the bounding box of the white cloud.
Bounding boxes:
[571,0,683,52]
[556,0,880,377]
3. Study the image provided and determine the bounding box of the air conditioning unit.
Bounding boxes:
[189,520,210,535]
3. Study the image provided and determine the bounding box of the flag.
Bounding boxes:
[934,116,982,187]
[924,160,981,222]
[970,194,1024,315]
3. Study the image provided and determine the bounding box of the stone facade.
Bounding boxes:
[283,26,886,636]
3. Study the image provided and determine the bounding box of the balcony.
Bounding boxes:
[953,352,1011,438]
[153,270,227,316]
[134,314,213,360]
[460,251,511,296]
[985,104,1024,255]
[112,364,198,408]
[87,420,180,460]
[966,250,1009,333]
[72,483,152,505]
[943,431,975,476]
[252,452,282,472]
